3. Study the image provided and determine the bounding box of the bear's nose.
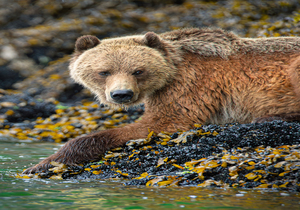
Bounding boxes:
[110,90,134,103]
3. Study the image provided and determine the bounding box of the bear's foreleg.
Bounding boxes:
[22,124,149,174]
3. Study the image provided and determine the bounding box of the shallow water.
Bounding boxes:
[1,137,300,210]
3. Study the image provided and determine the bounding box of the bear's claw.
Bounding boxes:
[22,162,54,174]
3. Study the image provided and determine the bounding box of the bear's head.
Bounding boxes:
[69,32,180,108]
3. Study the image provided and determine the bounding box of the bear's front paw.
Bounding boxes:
[22,152,71,174]
[22,162,55,174]
[22,131,119,175]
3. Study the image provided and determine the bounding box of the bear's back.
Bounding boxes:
[160,28,300,59]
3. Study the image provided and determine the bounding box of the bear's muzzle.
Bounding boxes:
[110,89,134,103]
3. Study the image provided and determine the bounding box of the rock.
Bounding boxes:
[0,45,18,60]
[0,65,24,89]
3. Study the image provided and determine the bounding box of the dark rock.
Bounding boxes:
[0,65,24,89]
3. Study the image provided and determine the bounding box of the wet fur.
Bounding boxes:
[24,28,300,174]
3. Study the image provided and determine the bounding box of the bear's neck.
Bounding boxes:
[143,53,222,129]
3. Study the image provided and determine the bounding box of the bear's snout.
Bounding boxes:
[110,90,134,103]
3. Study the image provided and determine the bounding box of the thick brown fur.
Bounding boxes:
[24,28,300,174]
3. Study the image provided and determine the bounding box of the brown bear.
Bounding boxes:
[24,28,300,174]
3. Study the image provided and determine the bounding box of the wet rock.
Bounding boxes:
[0,93,56,123]
[0,65,24,89]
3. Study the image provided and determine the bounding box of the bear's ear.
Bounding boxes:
[75,35,101,53]
[143,32,162,49]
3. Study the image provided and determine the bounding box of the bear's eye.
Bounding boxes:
[99,71,111,77]
[132,70,143,76]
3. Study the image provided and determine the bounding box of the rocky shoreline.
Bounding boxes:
[18,120,300,191]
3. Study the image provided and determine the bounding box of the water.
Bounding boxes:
[1,137,300,210]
